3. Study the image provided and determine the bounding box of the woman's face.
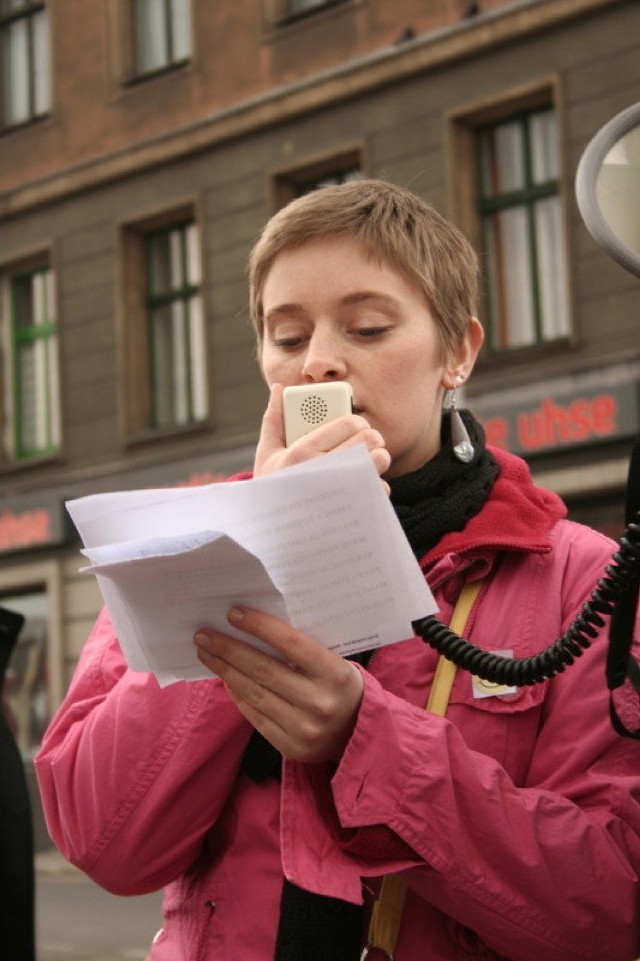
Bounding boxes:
[260,235,481,478]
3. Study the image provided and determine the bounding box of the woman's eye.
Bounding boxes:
[354,326,390,338]
[273,336,305,349]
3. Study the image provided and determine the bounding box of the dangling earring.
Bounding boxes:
[448,385,474,463]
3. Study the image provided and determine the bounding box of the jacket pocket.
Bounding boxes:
[446,672,546,780]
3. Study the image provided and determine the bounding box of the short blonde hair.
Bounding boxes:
[249,178,478,356]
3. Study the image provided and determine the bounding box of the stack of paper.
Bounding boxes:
[67,445,437,686]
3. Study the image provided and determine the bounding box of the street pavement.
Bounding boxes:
[36,848,164,961]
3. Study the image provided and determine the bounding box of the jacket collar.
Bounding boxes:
[420,447,567,567]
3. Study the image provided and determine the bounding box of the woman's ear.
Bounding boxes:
[442,317,484,390]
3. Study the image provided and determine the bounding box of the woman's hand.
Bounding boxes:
[194,607,364,764]
[254,383,391,486]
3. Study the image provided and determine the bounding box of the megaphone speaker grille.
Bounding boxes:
[300,395,329,425]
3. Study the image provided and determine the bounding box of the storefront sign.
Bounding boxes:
[165,468,239,488]
[475,381,638,456]
[115,446,255,493]
[0,499,67,554]
[0,446,256,558]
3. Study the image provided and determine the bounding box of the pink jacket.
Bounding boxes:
[35,449,640,961]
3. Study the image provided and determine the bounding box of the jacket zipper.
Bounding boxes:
[423,559,479,596]
[193,899,216,961]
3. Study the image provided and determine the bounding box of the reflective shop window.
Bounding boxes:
[1,588,48,759]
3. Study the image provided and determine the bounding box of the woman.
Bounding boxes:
[36,180,640,961]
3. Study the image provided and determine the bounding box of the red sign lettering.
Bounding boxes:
[484,416,510,449]
[162,468,250,489]
[0,509,53,552]
[517,394,617,451]
[174,469,229,488]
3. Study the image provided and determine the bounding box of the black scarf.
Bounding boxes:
[390,409,499,558]
[242,410,498,961]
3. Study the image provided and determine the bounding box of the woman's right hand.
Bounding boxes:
[254,383,391,484]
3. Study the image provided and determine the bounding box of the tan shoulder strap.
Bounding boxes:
[426,578,482,715]
[361,579,482,960]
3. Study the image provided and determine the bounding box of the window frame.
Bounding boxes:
[0,0,50,130]
[446,80,575,360]
[118,203,210,443]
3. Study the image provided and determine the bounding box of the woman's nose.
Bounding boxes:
[302,331,347,382]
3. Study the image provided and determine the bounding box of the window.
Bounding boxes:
[279,0,347,18]
[293,166,362,197]
[1,263,60,462]
[0,0,50,128]
[477,107,570,352]
[132,0,191,77]
[265,0,350,28]
[122,217,207,435]
[146,222,206,429]
[288,0,333,12]
[272,149,364,208]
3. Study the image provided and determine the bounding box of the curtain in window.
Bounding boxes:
[135,0,168,74]
[134,0,190,74]
[482,121,525,195]
[530,110,559,183]
[170,0,190,62]
[32,6,49,115]
[535,196,570,341]
[486,208,535,349]
[1,5,50,126]
[14,269,59,457]
[2,16,29,124]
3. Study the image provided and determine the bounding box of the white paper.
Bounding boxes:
[84,533,290,686]
[68,445,437,684]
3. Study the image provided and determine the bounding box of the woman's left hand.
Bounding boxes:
[194,607,364,763]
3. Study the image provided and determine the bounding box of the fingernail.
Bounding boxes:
[227,607,244,624]
[194,631,210,646]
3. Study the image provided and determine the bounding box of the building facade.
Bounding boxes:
[1,0,638,844]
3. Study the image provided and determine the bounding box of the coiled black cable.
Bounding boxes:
[412,514,640,687]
